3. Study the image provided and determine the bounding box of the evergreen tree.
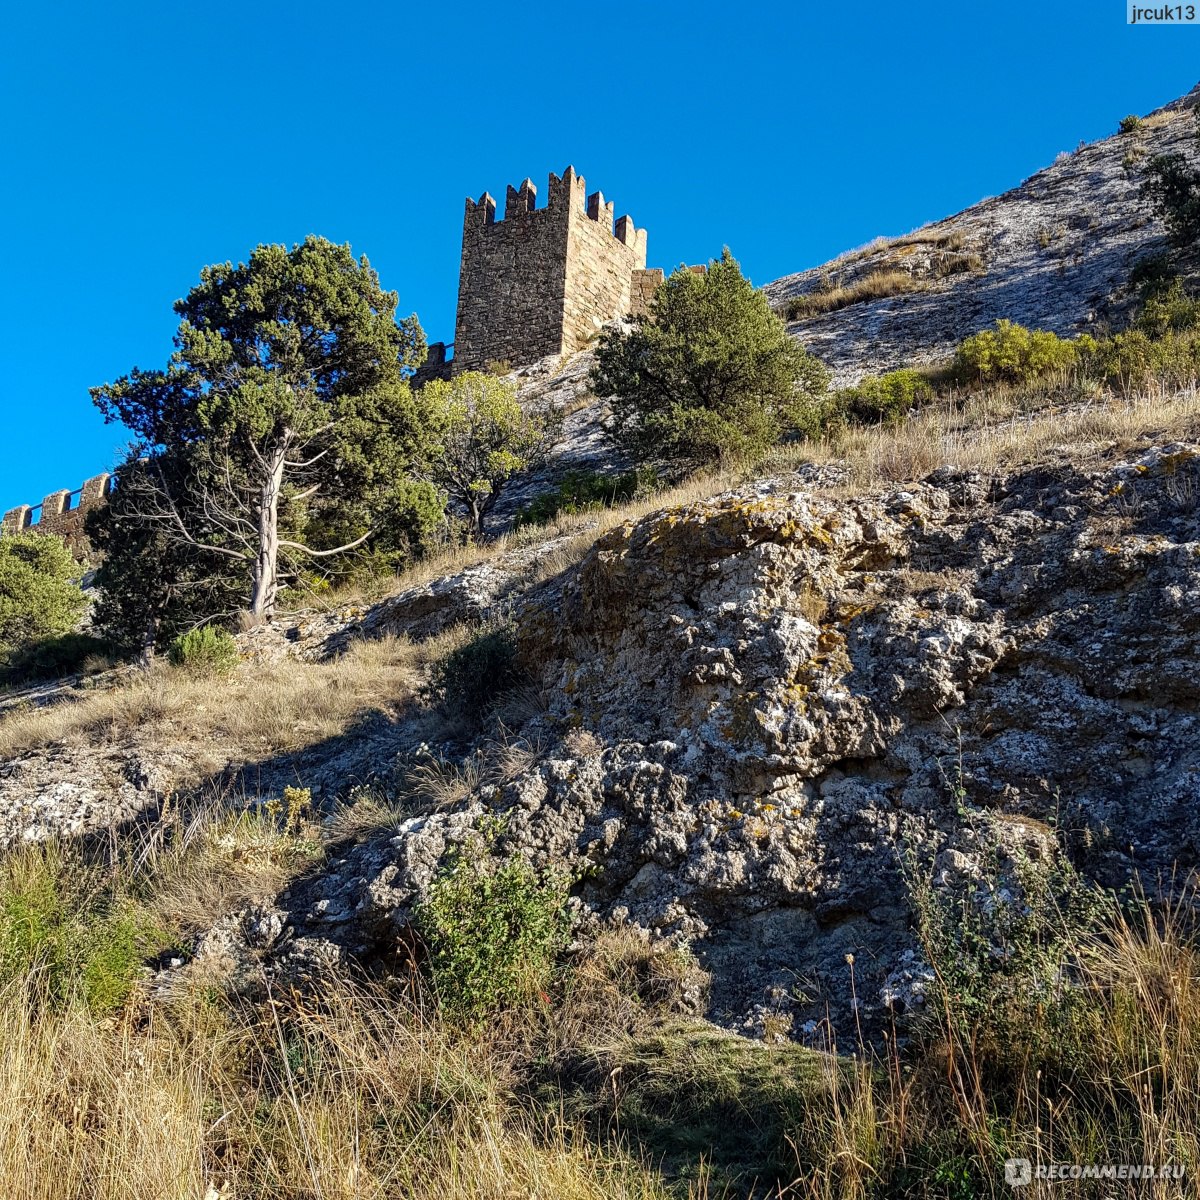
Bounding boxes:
[593,250,828,465]
[91,236,435,624]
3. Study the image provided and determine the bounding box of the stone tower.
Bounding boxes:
[450,166,656,374]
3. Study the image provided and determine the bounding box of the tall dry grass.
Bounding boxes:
[768,380,1200,489]
[0,976,685,1200]
[0,632,425,763]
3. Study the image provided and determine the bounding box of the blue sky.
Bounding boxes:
[0,0,1196,512]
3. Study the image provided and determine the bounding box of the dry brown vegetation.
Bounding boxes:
[0,632,434,763]
[785,270,925,321]
[771,379,1200,489]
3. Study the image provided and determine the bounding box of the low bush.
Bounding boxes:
[954,319,1092,385]
[909,816,1108,1060]
[167,625,239,675]
[1129,251,1179,302]
[1089,325,1200,392]
[1133,277,1200,337]
[1118,113,1144,134]
[513,468,658,529]
[830,368,935,427]
[417,835,570,1021]
[426,620,526,723]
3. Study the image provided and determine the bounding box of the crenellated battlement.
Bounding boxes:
[1,473,112,557]
[452,164,651,373]
[462,166,646,248]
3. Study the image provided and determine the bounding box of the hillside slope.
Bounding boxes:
[764,85,1200,384]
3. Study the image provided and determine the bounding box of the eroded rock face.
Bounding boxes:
[764,91,1199,385]
[191,442,1200,1039]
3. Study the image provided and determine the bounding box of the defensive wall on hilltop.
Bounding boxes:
[8,165,682,550]
[1,474,112,556]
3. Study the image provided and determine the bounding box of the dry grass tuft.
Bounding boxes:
[786,270,925,321]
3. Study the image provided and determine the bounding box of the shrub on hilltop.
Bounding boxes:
[593,249,829,466]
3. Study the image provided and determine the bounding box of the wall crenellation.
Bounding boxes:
[1,474,112,556]
[449,164,654,374]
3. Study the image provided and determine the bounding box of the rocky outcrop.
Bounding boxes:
[765,89,1200,385]
[189,440,1200,1039]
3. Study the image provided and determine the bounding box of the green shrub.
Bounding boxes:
[0,633,115,686]
[167,625,240,674]
[417,838,570,1020]
[1090,325,1200,392]
[831,368,935,427]
[427,620,525,722]
[908,814,1109,1064]
[594,249,829,465]
[0,843,162,1013]
[954,320,1089,385]
[1133,277,1200,337]
[1129,251,1179,303]
[512,468,658,530]
[1141,148,1200,249]
[0,533,87,660]
[1118,114,1144,135]
[418,371,549,539]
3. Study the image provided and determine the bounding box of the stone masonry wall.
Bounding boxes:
[1,474,111,557]
[629,268,665,319]
[452,166,647,374]
[561,191,647,355]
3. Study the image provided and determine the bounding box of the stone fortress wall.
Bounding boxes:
[444,165,657,374]
[7,165,680,552]
[1,474,112,556]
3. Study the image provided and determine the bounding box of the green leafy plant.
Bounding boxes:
[954,320,1091,385]
[417,838,570,1021]
[0,533,87,662]
[907,813,1109,1062]
[1118,114,1144,135]
[0,843,164,1013]
[426,620,526,723]
[167,625,240,674]
[1133,277,1200,337]
[418,371,549,538]
[830,368,934,427]
[512,468,658,529]
[594,249,829,465]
